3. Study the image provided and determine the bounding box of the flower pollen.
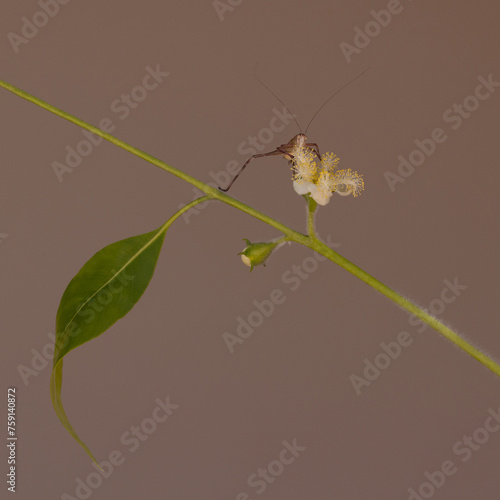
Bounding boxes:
[291,146,317,183]
[314,171,334,206]
[332,169,365,197]
[320,152,340,172]
[289,145,364,203]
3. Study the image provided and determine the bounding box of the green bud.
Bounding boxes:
[238,238,279,271]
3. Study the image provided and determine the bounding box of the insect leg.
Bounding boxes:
[219,150,283,192]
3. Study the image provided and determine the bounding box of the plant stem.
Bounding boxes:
[302,237,500,378]
[0,79,304,241]
[2,79,499,378]
[306,195,317,238]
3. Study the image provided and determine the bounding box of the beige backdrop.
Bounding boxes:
[2,1,500,499]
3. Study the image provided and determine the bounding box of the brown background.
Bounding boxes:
[2,1,500,499]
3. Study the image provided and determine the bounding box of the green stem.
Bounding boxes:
[0,79,304,242]
[306,195,318,238]
[2,79,499,379]
[303,238,500,378]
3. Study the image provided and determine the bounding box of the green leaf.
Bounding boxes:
[50,224,168,464]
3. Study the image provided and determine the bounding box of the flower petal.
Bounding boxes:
[311,189,332,206]
[293,179,317,196]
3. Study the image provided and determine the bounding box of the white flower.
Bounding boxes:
[290,146,364,203]
[311,171,333,206]
[293,179,318,196]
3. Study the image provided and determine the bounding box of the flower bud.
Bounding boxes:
[238,239,279,271]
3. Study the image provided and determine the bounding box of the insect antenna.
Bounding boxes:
[304,67,371,134]
[253,64,303,133]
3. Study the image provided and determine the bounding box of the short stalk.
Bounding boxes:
[306,195,318,238]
